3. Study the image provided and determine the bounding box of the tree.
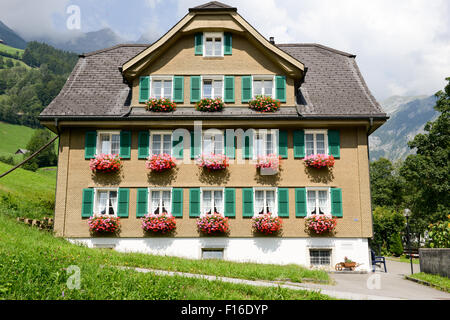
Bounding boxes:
[22,129,57,171]
[371,206,405,255]
[400,77,450,235]
[370,158,404,209]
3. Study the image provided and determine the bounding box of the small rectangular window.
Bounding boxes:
[95,189,118,216]
[306,188,330,216]
[201,189,224,216]
[97,132,120,155]
[151,79,173,99]
[310,250,331,266]
[202,131,224,154]
[254,188,277,216]
[150,131,172,156]
[204,33,223,57]
[253,77,274,98]
[202,249,224,260]
[202,77,223,99]
[305,130,328,156]
[253,129,277,158]
[149,189,172,215]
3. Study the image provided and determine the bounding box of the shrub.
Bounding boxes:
[389,233,404,257]
[89,154,122,173]
[88,216,121,234]
[252,214,283,235]
[195,98,224,112]
[145,154,176,173]
[141,213,176,234]
[427,216,450,248]
[305,215,337,235]
[196,213,229,235]
[371,207,405,254]
[248,95,281,112]
[145,98,176,112]
[195,153,229,171]
[304,154,335,169]
[0,155,15,165]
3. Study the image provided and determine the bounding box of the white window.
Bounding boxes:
[150,131,172,155]
[254,188,277,216]
[253,76,274,98]
[204,32,223,57]
[310,249,331,266]
[202,76,224,99]
[151,77,173,99]
[201,188,224,216]
[202,249,224,260]
[149,188,172,215]
[95,189,118,216]
[305,130,328,156]
[97,131,120,155]
[253,129,277,159]
[306,188,331,216]
[202,130,224,154]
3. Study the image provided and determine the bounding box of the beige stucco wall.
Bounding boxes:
[131,32,296,107]
[54,123,373,239]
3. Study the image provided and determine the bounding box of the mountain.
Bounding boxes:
[0,20,27,49]
[369,95,439,161]
[380,95,428,115]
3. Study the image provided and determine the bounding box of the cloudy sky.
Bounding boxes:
[1,0,449,101]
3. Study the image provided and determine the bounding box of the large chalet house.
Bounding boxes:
[39,2,387,271]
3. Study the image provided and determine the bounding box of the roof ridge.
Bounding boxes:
[80,43,150,57]
[189,1,237,12]
[277,43,356,58]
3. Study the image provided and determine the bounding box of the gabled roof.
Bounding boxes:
[189,1,237,12]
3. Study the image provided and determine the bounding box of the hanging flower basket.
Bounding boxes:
[248,95,281,113]
[304,154,335,169]
[305,215,337,235]
[195,98,225,112]
[195,153,229,171]
[145,98,177,112]
[197,213,229,235]
[252,213,283,235]
[145,154,177,173]
[89,154,122,173]
[255,154,281,172]
[88,216,121,234]
[141,213,176,234]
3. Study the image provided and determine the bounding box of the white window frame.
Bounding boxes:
[252,75,275,98]
[150,75,173,100]
[201,129,224,155]
[200,187,225,217]
[306,187,331,217]
[252,129,278,160]
[203,32,224,57]
[304,129,329,156]
[253,187,278,217]
[96,130,121,155]
[149,130,173,156]
[93,188,119,217]
[309,249,332,267]
[148,187,172,215]
[201,75,224,99]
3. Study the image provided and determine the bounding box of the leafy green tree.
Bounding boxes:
[370,158,404,209]
[426,217,450,248]
[371,207,405,255]
[22,129,57,171]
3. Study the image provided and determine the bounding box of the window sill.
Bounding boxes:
[202,56,225,60]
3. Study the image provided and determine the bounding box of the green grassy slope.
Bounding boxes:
[0,214,332,300]
[0,122,36,158]
[0,43,24,57]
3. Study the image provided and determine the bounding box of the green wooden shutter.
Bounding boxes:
[242,188,254,218]
[85,131,97,159]
[244,133,253,159]
[136,188,148,218]
[293,130,305,159]
[295,188,307,217]
[275,76,286,103]
[331,188,343,217]
[117,188,130,218]
[224,32,232,55]
[138,131,149,159]
[224,130,235,159]
[190,130,201,159]
[278,130,288,159]
[172,133,184,160]
[172,188,183,218]
[224,188,236,218]
[328,130,341,158]
[241,76,252,103]
[139,76,150,103]
[81,188,94,218]
[278,188,289,218]
[173,76,184,103]
[194,33,203,55]
[190,76,201,103]
[224,76,235,103]
[189,188,201,218]
[119,131,131,159]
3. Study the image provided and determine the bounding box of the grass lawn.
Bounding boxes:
[0,43,24,57]
[0,122,36,159]
[408,273,450,293]
[386,256,420,264]
[0,214,333,300]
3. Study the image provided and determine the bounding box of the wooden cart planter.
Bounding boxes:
[335,262,360,271]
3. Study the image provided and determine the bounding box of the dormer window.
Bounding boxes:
[204,32,223,57]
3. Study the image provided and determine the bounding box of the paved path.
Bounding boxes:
[122,259,450,300]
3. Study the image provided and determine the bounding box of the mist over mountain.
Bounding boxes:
[0,20,27,49]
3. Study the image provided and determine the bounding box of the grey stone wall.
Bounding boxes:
[419,248,450,278]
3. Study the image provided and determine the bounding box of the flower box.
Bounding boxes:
[145,154,177,173]
[255,154,281,172]
[88,216,120,234]
[195,98,225,112]
[145,98,177,112]
[197,213,229,235]
[89,154,122,173]
[248,95,281,113]
[304,154,335,169]
[252,213,283,235]
[141,213,176,234]
[195,153,229,171]
[305,215,337,235]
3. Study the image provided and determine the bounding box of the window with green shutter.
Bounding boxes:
[224,32,232,55]
[85,131,97,159]
[278,188,289,218]
[224,188,236,218]
[194,33,203,55]
[275,76,286,102]
[136,188,148,218]
[295,188,307,217]
[189,188,201,218]
[117,188,130,218]
[278,130,288,159]
[241,76,252,103]
[139,76,150,103]
[224,130,235,159]
[190,130,201,159]
[82,189,94,218]
[138,131,150,159]
[172,188,183,218]
[331,188,343,217]
[242,188,254,218]
[173,76,184,103]
[190,76,201,103]
[224,76,235,103]
[172,130,184,160]
[119,131,131,159]
[328,130,340,158]
[293,130,305,159]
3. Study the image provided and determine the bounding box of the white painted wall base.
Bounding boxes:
[68,237,371,272]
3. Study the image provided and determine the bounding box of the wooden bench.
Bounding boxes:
[403,248,419,259]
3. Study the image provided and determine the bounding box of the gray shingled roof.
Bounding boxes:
[39,43,387,121]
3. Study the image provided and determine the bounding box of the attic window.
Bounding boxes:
[204,32,223,57]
